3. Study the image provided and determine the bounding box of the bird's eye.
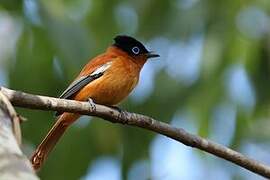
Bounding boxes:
[132,46,140,55]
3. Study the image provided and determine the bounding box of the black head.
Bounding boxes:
[113,35,159,58]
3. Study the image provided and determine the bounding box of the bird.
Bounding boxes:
[31,35,160,171]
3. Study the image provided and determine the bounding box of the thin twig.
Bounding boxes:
[1,86,270,178]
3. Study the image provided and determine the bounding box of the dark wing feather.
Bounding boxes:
[55,61,112,116]
[59,61,112,99]
[59,73,102,99]
[55,73,102,116]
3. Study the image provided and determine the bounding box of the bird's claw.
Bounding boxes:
[116,109,129,124]
[88,98,96,112]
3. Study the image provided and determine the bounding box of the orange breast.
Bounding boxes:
[74,57,140,105]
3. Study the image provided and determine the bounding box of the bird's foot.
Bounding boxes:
[88,98,96,112]
[108,106,129,124]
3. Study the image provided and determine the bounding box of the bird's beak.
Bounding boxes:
[146,51,160,59]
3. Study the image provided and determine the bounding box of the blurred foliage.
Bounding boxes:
[1,0,270,179]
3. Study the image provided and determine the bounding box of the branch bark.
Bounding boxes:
[0,91,39,180]
[1,87,270,178]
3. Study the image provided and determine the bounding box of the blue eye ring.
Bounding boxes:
[132,46,140,55]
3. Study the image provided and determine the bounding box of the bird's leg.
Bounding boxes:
[87,98,96,112]
[108,105,123,113]
[87,99,127,123]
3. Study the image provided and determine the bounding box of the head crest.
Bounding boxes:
[113,35,149,55]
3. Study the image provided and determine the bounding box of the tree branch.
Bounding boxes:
[1,87,270,178]
[0,91,39,180]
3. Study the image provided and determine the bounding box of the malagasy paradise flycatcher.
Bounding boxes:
[31,35,160,170]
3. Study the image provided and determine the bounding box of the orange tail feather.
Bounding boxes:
[31,113,80,171]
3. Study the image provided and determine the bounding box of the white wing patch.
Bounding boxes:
[91,62,112,76]
[58,61,112,100]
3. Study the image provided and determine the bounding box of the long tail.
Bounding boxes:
[31,113,80,171]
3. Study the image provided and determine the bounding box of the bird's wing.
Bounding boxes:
[59,61,112,99]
